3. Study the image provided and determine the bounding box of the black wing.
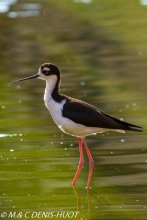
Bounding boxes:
[62,96,142,132]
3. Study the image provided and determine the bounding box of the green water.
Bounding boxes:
[0,0,147,219]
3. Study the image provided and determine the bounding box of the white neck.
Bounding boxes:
[44,75,58,103]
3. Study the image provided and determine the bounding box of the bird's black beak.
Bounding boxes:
[12,74,39,83]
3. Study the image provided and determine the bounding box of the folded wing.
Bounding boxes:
[62,97,142,132]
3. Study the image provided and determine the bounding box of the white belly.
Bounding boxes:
[44,97,109,137]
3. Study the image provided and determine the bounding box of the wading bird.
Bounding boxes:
[13,63,142,188]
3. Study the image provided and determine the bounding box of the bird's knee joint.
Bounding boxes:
[89,160,94,167]
[79,160,84,167]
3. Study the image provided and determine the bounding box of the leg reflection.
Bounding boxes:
[73,186,91,220]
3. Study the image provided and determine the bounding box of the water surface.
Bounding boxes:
[0,0,147,219]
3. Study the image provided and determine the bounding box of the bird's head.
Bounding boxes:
[12,63,60,83]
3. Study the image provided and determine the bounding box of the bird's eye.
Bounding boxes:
[42,67,50,75]
[43,70,49,75]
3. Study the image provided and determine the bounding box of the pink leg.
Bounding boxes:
[72,137,84,186]
[82,138,94,188]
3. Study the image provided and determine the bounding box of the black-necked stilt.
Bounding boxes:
[13,63,142,188]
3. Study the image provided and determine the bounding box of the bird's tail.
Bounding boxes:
[103,112,143,132]
[128,125,142,132]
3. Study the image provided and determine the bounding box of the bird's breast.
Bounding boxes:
[44,96,66,124]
